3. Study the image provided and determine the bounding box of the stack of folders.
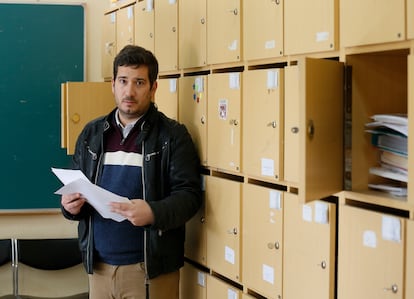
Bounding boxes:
[365,114,407,197]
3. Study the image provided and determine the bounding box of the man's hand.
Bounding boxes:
[110,199,155,226]
[61,193,86,215]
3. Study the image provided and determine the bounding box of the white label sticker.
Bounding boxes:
[228,288,238,299]
[363,230,377,248]
[302,205,312,222]
[169,78,177,93]
[261,158,274,176]
[225,246,235,264]
[218,99,228,120]
[382,216,401,242]
[262,264,274,284]
[197,271,206,287]
[267,70,279,89]
[314,201,329,224]
[229,73,240,89]
[269,190,281,210]
[265,40,276,49]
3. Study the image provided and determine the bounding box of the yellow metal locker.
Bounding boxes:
[155,0,178,72]
[179,0,207,69]
[206,275,242,299]
[116,4,134,51]
[185,177,207,266]
[340,0,405,47]
[180,262,207,299]
[283,193,336,299]
[338,204,404,299]
[283,58,343,203]
[243,68,284,182]
[205,175,241,282]
[406,219,414,298]
[134,0,155,53]
[409,0,414,39]
[178,75,208,166]
[101,11,116,80]
[207,72,241,173]
[155,78,178,120]
[243,0,283,60]
[61,82,114,155]
[207,0,241,65]
[242,183,283,299]
[284,0,338,55]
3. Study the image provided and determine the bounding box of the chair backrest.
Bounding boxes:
[15,238,89,298]
[0,239,14,297]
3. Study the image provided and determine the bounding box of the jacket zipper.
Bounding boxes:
[141,121,150,295]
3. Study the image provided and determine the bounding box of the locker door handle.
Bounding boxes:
[384,284,398,293]
[307,120,315,139]
[227,228,238,235]
[267,121,277,128]
[227,8,238,16]
[200,116,206,124]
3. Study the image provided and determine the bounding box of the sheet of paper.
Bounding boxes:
[52,168,129,222]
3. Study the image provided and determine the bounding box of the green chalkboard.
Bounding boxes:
[0,4,84,209]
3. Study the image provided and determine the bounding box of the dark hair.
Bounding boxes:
[113,45,159,88]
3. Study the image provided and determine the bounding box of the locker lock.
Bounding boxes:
[384,284,398,294]
[200,116,206,124]
[227,8,238,16]
[291,127,299,134]
[318,261,327,269]
[267,121,277,128]
[229,119,238,126]
[267,241,280,250]
[71,113,80,124]
[227,228,238,235]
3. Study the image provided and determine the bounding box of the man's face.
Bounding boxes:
[112,65,157,124]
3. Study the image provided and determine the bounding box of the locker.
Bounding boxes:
[206,275,242,299]
[242,183,283,299]
[243,68,284,182]
[406,219,414,298]
[134,0,155,53]
[116,4,134,51]
[185,177,207,266]
[243,0,283,60]
[101,11,116,80]
[207,0,241,64]
[205,176,241,282]
[179,0,207,69]
[180,262,207,299]
[283,193,336,299]
[155,0,178,71]
[284,58,343,203]
[409,0,414,39]
[207,72,241,173]
[178,75,208,166]
[284,0,338,55]
[340,0,405,47]
[155,78,178,120]
[61,82,114,155]
[338,204,404,299]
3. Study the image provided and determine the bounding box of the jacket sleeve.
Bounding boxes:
[147,123,202,231]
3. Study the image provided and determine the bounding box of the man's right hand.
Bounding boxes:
[61,193,86,215]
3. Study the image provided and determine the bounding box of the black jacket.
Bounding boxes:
[61,103,202,279]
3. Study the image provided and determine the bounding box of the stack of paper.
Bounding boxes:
[52,168,130,222]
[365,114,408,197]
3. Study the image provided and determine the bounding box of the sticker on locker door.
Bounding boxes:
[382,215,401,242]
[225,246,235,264]
[219,99,228,120]
[262,264,275,284]
[363,230,377,248]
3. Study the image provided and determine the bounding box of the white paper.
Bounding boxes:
[197,271,206,287]
[382,216,401,242]
[261,158,274,176]
[52,168,129,222]
[227,288,238,299]
[269,190,281,210]
[314,201,329,224]
[302,205,312,222]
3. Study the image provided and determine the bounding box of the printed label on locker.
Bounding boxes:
[316,31,329,42]
[197,271,206,287]
[229,73,240,89]
[228,40,238,51]
[169,79,177,93]
[225,246,235,265]
[261,158,274,176]
[227,288,238,299]
[265,40,276,49]
[194,77,204,93]
[269,190,281,210]
[314,201,329,224]
[218,99,228,120]
[262,264,275,284]
[267,70,279,89]
[382,215,401,243]
[363,230,377,248]
[146,0,154,11]
[302,204,312,222]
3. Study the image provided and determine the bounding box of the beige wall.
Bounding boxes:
[1,0,107,82]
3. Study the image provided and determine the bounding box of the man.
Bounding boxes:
[61,45,202,299]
